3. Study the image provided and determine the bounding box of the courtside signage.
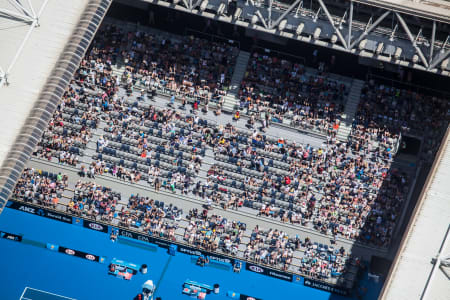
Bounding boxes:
[58,246,100,263]
[304,278,349,296]
[245,262,293,281]
[0,231,22,242]
[7,201,72,223]
[177,244,235,265]
[83,220,108,233]
[119,229,171,249]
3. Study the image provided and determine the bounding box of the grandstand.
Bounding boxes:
[0,0,449,300]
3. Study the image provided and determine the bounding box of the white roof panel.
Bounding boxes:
[381,128,450,300]
[0,0,90,167]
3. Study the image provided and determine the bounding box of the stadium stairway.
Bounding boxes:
[111,64,125,81]
[336,79,364,142]
[76,118,106,163]
[222,51,251,113]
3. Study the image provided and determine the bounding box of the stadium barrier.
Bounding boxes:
[5,198,350,296]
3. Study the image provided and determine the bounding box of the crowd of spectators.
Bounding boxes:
[184,208,245,255]
[69,181,119,221]
[33,86,100,165]
[195,118,410,247]
[239,51,348,134]
[85,23,239,105]
[299,237,352,280]
[244,225,294,271]
[121,194,179,239]
[13,168,67,207]
[352,80,449,162]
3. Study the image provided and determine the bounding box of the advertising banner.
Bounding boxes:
[177,244,235,265]
[83,220,108,233]
[119,228,172,249]
[245,262,293,282]
[0,231,22,242]
[8,201,72,224]
[303,278,349,296]
[58,245,100,263]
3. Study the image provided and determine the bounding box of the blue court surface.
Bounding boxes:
[0,208,381,300]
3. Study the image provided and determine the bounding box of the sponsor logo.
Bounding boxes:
[268,271,291,280]
[65,248,75,255]
[179,247,202,256]
[47,211,71,222]
[304,278,348,295]
[88,222,104,231]
[85,254,96,261]
[37,209,45,216]
[137,235,151,243]
[120,230,134,238]
[209,255,231,264]
[19,205,35,214]
[248,265,264,273]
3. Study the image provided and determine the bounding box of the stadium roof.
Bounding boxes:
[0,0,111,211]
[353,0,450,23]
[0,0,88,166]
[380,127,450,300]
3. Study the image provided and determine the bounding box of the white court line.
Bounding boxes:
[19,287,28,300]
[21,287,77,300]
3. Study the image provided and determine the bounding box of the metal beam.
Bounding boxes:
[428,50,450,70]
[351,0,450,24]
[267,0,273,29]
[339,9,347,30]
[0,66,5,87]
[294,1,303,18]
[26,0,37,19]
[270,0,302,29]
[1,0,50,86]
[420,225,450,300]
[192,0,202,10]
[313,7,321,22]
[317,0,347,48]
[429,20,436,65]
[350,10,390,49]
[255,10,268,29]
[348,0,353,49]
[395,12,429,68]
[8,0,33,19]
[0,7,34,23]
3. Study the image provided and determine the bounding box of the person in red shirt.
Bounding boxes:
[285,176,291,185]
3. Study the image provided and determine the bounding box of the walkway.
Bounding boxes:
[336,79,364,141]
[222,51,250,113]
